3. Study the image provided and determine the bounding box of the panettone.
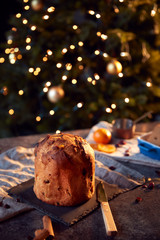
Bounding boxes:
[33,133,95,206]
[147,124,160,146]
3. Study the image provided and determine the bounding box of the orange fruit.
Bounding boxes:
[93,128,112,144]
[97,144,116,153]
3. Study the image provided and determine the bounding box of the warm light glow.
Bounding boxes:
[2,86,8,95]
[62,75,67,81]
[31,25,37,31]
[120,52,129,57]
[94,50,100,55]
[97,32,101,37]
[103,53,108,58]
[105,108,112,113]
[73,25,78,30]
[107,60,122,75]
[11,48,15,53]
[146,81,152,87]
[96,14,101,18]
[79,65,84,70]
[56,130,61,134]
[70,45,75,50]
[66,63,72,70]
[24,5,30,10]
[36,116,41,122]
[124,98,129,103]
[49,110,55,115]
[9,109,14,115]
[77,56,82,62]
[88,10,95,15]
[0,58,5,63]
[23,0,29,2]
[47,49,53,55]
[9,53,16,60]
[87,77,92,82]
[151,10,156,17]
[46,81,51,87]
[94,73,100,80]
[12,27,17,32]
[26,37,31,43]
[28,67,34,73]
[8,48,13,53]
[43,56,48,62]
[62,48,67,54]
[7,39,13,44]
[101,34,108,40]
[42,15,49,20]
[92,80,96,85]
[22,19,28,24]
[47,6,55,12]
[43,87,48,92]
[33,71,39,76]
[78,41,83,47]
[56,63,62,68]
[5,48,10,54]
[17,54,22,60]
[10,59,16,64]
[77,102,83,108]
[114,7,119,13]
[18,90,24,95]
[111,103,117,109]
[118,72,123,77]
[72,79,77,84]
[36,67,41,72]
[16,13,21,18]
[26,45,31,50]
[14,48,19,52]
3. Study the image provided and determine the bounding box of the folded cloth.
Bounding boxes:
[0,143,145,222]
[86,121,160,167]
[0,146,34,222]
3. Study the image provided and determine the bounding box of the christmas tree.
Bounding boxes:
[0,0,160,137]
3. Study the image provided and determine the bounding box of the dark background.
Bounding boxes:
[0,0,21,43]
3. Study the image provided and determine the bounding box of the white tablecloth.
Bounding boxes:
[86,121,160,167]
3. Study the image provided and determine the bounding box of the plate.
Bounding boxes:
[8,178,99,226]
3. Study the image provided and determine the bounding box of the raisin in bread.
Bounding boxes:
[147,124,160,146]
[33,133,95,206]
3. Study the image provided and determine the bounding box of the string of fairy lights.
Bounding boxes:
[0,0,158,129]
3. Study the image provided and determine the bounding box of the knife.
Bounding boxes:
[97,181,117,236]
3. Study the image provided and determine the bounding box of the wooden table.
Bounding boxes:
[0,122,160,240]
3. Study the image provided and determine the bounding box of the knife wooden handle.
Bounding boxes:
[101,201,117,236]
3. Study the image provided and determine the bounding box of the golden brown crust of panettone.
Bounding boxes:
[33,133,95,206]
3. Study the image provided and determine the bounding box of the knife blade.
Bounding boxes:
[97,181,117,236]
